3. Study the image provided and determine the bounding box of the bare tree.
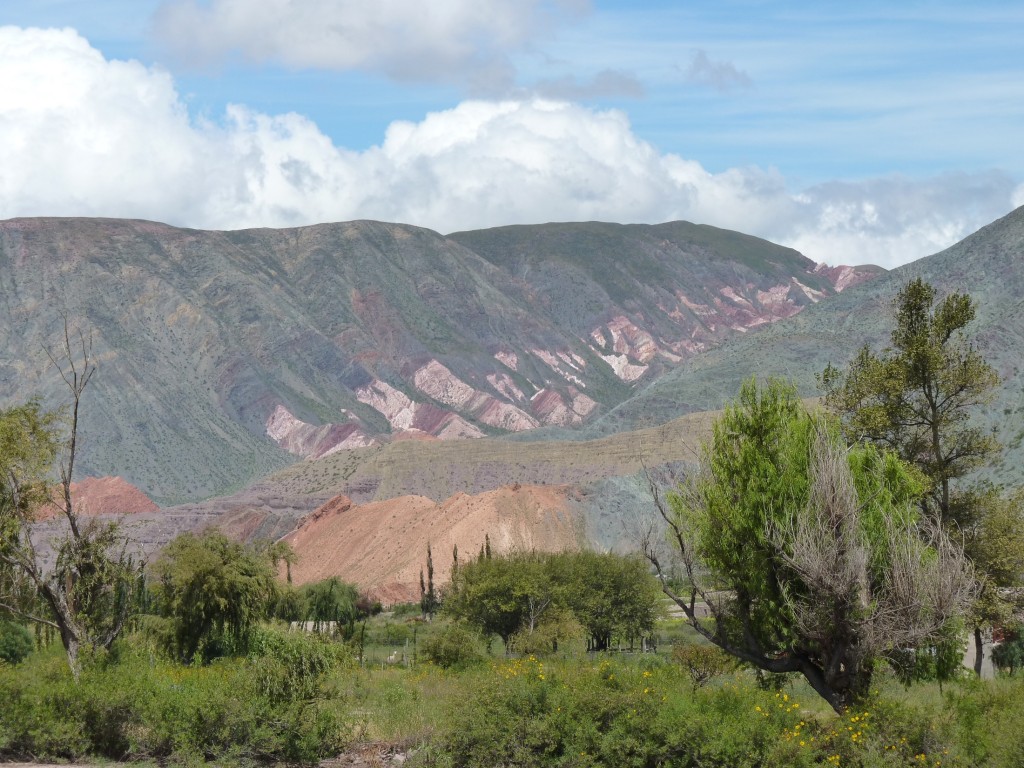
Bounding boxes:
[0,317,140,676]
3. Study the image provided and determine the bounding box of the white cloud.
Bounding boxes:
[153,0,589,90]
[0,26,1019,269]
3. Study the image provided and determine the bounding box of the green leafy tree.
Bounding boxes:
[962,488,1024,673]
[273,585,307,623]
[259,539,297,584]
[444,552,554,652]
[0,322,140,676]
[151,529,278,662]
[642,378,974,713]
[820,278,1013,673]
[552,551,662,651]
[992,628,1024,675]
[444,550,662,654]
[820,278,1000,525]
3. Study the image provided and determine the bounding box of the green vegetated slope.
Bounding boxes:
[591,204,1024,486]
[0,216,856,505]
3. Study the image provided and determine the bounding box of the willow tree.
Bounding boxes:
[643,379,974,713]
[152,529,279,662]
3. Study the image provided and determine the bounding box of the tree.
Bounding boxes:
[642,378,974,713]
[260,539,297,584]
[151,529,278,662]
[962,488,1024,674]
[820,278,1000,525]
[444,552,554,652]
[444,550,662,654]
[0,321,140,676]
[820,278,1012,672]
[420,543,437,620]
[552,551,662,651]
[301,576,360,635]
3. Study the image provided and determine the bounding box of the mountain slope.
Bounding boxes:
[591,205,1024,485]
[451,221,881,381]
[1,216,875,504]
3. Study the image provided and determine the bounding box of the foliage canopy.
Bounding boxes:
[443,550,662,653]
[151,529,278,662]
[820,277,1000,524]
[644,377,974,712]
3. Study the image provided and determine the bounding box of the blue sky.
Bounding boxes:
[2,0,1022,267]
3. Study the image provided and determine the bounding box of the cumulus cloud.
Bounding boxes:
[153,0,589,90]
[684,50,752,91]
[0,27,1019,269]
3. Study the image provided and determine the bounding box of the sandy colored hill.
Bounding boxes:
[36,475,159,520]
[285,484,583,603]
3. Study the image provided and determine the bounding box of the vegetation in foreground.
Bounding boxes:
[4,621,1024,766]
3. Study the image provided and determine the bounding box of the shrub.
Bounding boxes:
[246,623,353,702]
[0,621,34,665]
[0,634,356,764]
[672,642,739,688]
[421,656,818,768]
[421,624,484,669]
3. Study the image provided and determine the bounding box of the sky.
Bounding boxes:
[2,1,1023,268]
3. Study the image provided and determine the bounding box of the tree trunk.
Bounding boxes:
[61,627,81,680]
[974,626,984,677]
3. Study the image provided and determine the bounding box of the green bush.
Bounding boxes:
[672,642,739,688]
[420,656,818,768]
[0,635,356,764]
[421,624,484,670]
[0,621,34,665]
[246,623,353,702]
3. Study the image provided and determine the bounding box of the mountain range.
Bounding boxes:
[0,216,875,504]
[9,206,1024,600]
[589,205,1024,488]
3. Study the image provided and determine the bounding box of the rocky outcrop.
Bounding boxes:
[266,405,374,459]
[814,262,886,293]
[412,360,539,431]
